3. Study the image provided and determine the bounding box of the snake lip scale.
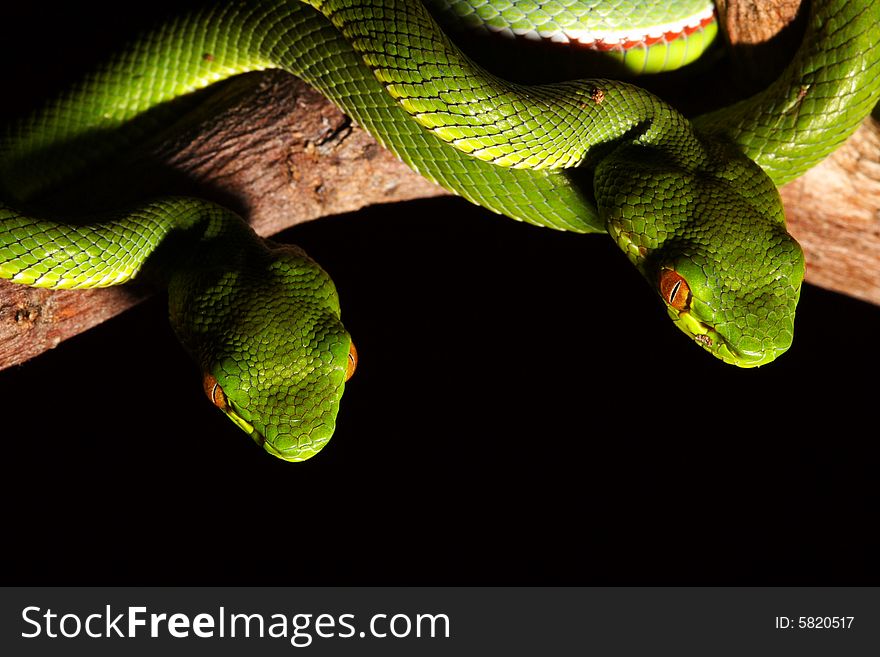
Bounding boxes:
[667,307,765,369]
[1,0,877,461]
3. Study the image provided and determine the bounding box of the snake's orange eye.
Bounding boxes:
[345,341,358,382]
[659,269,691,310]
[202,373,229,411]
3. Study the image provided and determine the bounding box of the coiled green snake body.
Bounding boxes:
[1,1,878,460]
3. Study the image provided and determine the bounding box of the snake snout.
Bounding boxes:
[712,324,794,368]
[729,347,777,368]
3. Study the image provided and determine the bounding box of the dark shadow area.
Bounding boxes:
[1,196,878,585]
[718,0,809,96]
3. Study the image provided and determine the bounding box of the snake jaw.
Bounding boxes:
[226,407,257,438]
[217,400,311,462]
[666,303,717,350]
[665,305,776,367]
[220,403,326,463]
[219,393,335,463]
[221,405,320,462]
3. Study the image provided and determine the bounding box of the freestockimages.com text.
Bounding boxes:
[21,605,451,647]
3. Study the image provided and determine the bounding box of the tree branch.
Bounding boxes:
[0,73,443,370]
[2,0,878,371]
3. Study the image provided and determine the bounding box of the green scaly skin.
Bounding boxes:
[427,0,719,74]
[0,197,352,461]
[1,1,878,459]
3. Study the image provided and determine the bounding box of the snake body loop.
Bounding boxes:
[1,0,878,460]
[427,0,720,74]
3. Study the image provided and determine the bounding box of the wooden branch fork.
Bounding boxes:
[1,0,878,371]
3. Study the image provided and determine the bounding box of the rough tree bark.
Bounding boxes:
[0,74,445,370]
[1,0,878,371]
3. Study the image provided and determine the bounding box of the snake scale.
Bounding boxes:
[1,0,878,460]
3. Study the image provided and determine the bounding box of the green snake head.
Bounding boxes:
[168,243,355,461]
[595,141,805,367]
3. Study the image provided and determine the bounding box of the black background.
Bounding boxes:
[0,2,877,585]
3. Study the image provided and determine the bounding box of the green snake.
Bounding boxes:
[1,0,878,460]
